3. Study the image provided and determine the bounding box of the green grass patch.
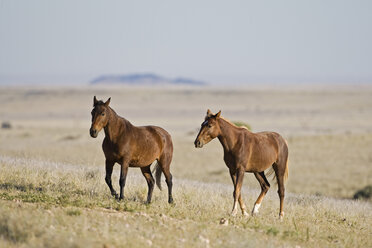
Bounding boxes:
[66,209,82,216]
[267,227,279,236]
[232,121,251,130]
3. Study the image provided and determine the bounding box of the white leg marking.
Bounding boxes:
[252,203,261,215]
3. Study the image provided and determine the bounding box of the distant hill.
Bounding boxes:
[90,73,206,86]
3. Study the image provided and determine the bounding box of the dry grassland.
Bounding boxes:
[0,85,371,247]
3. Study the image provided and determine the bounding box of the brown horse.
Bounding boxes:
[194,110,289,219]
[90,96,174,204]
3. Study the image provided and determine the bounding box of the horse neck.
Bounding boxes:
[217,118,241,152]
[104,107,130,142]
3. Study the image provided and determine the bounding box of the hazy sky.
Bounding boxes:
[0,0,371,84]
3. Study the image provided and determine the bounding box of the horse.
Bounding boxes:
[89,96,174,204]
[194,109,289,219]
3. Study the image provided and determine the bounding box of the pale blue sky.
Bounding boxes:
[0,0,371,84]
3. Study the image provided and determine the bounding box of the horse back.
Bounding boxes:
[138,125,173,153]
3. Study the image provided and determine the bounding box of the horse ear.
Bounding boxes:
[93,96,98,106]
[104,97,111,107]
[215,110,221,118]
[207,109,213,117]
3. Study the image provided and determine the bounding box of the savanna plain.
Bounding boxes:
[0,84,371,248]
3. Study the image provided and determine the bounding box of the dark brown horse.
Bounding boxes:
[90,96,174,204]
[194,110,289,219]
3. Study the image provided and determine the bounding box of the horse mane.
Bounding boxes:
[108,106,118,116]
[219,117,249,130]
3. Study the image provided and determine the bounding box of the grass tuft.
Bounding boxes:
[232,121,251,130]
[267,227,279,236]
[353,185,372,200]
[66,209,82,216]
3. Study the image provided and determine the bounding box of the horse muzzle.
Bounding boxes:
[90,128,98,138]
[194,139,203,148]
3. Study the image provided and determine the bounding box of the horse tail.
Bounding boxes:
[266,153,289,184]
[152,161,162,190]
[266,167,276,183]
[283,139,289,183]
[283,157,289,183]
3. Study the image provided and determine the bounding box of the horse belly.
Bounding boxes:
[246,147,277,172]
[129,147,160,167]
[246,160,275,172]
[129,127,167,167]
[129,156,157,167]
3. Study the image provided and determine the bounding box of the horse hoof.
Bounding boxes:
[251,209,259,216]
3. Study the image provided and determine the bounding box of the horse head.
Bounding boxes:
[194,109,221,148]
[90,96,111,138]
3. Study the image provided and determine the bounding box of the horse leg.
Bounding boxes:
[119,161,129,201]
[273,162,285,219]
[230,169,238,216]
[231,168,245,216]
[252,171,270,216]
[105,160,118,199]
[158,154,173,204]
[229,168,248,216]
[141,165,155,204]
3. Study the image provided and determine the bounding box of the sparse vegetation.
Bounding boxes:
[1,122,11,129]
[232,121,251,130]
[0,156,370,247]
[60,134,81,141]
[353,185,372,200]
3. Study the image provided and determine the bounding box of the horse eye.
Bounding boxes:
[101,113,105,116]
[208,124,212,128]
